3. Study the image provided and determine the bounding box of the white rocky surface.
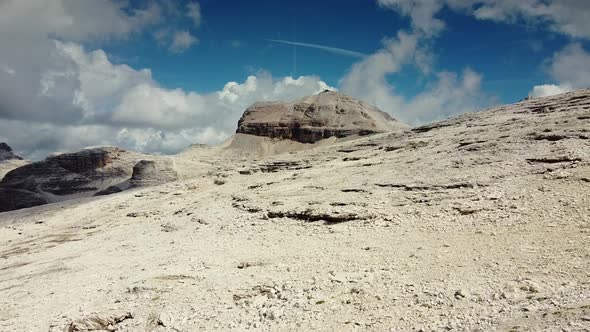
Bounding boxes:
[0,90,589,331]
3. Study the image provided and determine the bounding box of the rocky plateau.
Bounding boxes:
[0,90,589,331]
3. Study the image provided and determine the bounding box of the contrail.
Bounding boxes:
[266,39,367,58]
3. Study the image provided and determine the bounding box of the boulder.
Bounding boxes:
[129,159,178,188]
[236,91,407,143]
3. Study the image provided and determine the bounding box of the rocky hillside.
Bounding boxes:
[236,91,406,143]
[0,90,589,331]
[0,91,407,212]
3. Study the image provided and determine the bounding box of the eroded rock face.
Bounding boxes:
[129,159,178,188]
[0,147,141,212]
[0,142,22,161]
[236,91,407,143]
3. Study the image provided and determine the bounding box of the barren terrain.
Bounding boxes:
[1,90,589,331]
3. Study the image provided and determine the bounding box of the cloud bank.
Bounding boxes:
[0,0,333,160]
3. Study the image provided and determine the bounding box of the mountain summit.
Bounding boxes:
[0,142,22,161]
[236,91,407,143]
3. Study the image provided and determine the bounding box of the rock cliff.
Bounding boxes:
[0,147,152,212]
[236,91,406,143]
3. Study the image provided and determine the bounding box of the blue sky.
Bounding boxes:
[0,0,589,159]
[102,0,582,102]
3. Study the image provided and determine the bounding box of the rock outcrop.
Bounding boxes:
[0,142,22,161]
[236,91,406,143]
[0,143,30,181]
[129,159,178,188]
[0,147,147,212]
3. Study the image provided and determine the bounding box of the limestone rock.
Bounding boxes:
[129,159,178,188]
[236,91,407,143]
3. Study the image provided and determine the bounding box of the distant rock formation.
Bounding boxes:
[236,91,407,143]
[0,142,23,161]
[0,147,160,213]
[0,143,30,181]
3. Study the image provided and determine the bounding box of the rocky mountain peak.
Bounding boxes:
[0,142,22,161]
[236,91,407,143]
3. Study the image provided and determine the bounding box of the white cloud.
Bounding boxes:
[470,0,590,39]
[378,0,446,36]
[548,43,590,89]
[340,31,421,114]
[0,0,335,160]
[529,84,573,98]
[0,0,162,42]
[169,30,199,53]
[0,38,334,159]
[340,29,487,125]
[186,2,202,28]
[378,0,590,39]
[113,84,207,128]
[401,68,488,124]
[530,43,590,97]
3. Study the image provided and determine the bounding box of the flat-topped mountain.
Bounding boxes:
[236,90,407,143]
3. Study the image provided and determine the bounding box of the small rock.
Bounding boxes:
[454,289,466,299]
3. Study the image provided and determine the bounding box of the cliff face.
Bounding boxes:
[0,147,142,212]
[236,91,407,143]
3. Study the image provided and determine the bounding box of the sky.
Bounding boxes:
[0,0,589,160]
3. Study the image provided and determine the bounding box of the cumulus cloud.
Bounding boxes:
[529,84,573,98]
[0,0,333,160]
[0,0,162,42]
[378,0,590,39]
[338,1,497,125]
[150,2,201,53]
[1,40,334,159]
[530,43,590,97]
[340,26,488,125]
[378,0,446,36]
[169,30,199,53]
[402,68,488,124]
[377,0,589,99]
[340,31,417,116]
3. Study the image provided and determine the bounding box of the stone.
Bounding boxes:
[236,90,407,143]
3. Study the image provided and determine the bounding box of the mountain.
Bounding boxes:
[0,142,29,180]
[0,147,176,212]
[236,90,407,143]
[0,90,589,331]
[0,142,22,161]
[0,91,407,212]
